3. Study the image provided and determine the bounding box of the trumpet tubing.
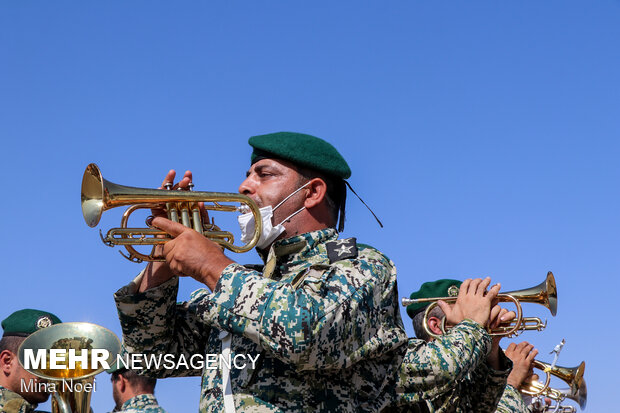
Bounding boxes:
[81,163,262,262]
[491,316,547,337]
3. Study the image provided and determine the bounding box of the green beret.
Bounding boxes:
[106,360,125,374]
[1,309,62,337]
[249,132,351,179]
[406,279,462,319]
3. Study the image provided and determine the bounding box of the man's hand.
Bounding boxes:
[139,169,212,292]
[487,307,517,369]
[505,341,538,388]
[439,277,500,327]
[151,217,234,291]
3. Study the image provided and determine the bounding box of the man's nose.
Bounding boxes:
[238,176,254,195]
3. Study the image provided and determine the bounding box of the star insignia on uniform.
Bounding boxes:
[36,316,52,329]
[334,244,353,257]
[326,237,357,263]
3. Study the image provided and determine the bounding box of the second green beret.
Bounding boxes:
[1,308,62,337]
[406,279,462,319]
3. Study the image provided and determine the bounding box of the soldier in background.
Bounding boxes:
[0,309,62,413]
[114,132,409,412]
[400,279,538,412]
[109,365,166,413]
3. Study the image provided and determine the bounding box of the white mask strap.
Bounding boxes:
[273,181,311,212]
[276,206,306,226]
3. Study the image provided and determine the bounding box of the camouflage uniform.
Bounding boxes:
[115,229,408,412]
[394,321,511,412]
[114,393,167,413]
[495,385,531,413]
[0,385,39,413]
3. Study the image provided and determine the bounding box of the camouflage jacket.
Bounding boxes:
[495,385,531,413]
[394,321,511,412]
[0,385,39,413]
[114,394,167,413]
[115,229,408,412]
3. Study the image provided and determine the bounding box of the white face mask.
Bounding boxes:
[238,182,310,249]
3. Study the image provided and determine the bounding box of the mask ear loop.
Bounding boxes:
[277,206,306,226]
[273,181,311,212]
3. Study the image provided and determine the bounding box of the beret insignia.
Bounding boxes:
[36,315,53,330]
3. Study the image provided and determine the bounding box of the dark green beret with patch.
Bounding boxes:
[1,309,62,337]
[406,279,462,319]
[249,132,352,179]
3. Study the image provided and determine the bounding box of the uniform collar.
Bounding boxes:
[0,384,37,411]
[258,228,338,277]
[121,393,159,409]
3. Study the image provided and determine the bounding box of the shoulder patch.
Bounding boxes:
[326,237,358,263]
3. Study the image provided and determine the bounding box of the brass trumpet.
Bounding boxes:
[401,272,557,339]
[521,360,587,410]
[18,322,120,413]
[81,163,262,262]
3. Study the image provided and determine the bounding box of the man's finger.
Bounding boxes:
[459,279,472,297]
[489,305,503,329]
[500,310,516,322]
[478,277,491,294]
[161,170,176,189]
[468,278,482,295]
[152,216,188,237]
[174,170,194,190]
[437,300,452,322]
[486,283,501,301]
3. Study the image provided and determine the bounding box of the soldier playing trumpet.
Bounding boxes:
[112,132,409,412]
[397,278,519,412]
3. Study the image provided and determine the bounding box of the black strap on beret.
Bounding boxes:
[344,181,383,229]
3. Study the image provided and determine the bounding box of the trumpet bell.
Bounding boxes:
[81,163,106,228]
[503,271,557,316]
[526,360,587,410]
[568,362,587,409]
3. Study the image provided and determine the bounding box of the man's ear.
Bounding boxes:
[303,178,327,209]
[0,350,14,374]
[427,316,444,336]
[118,375,127,393]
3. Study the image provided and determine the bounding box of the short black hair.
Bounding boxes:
[296,166,346,231]
[111,369,157,393]
[0,335,24,355]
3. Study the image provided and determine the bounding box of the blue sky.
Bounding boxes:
[1,2,618,411]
